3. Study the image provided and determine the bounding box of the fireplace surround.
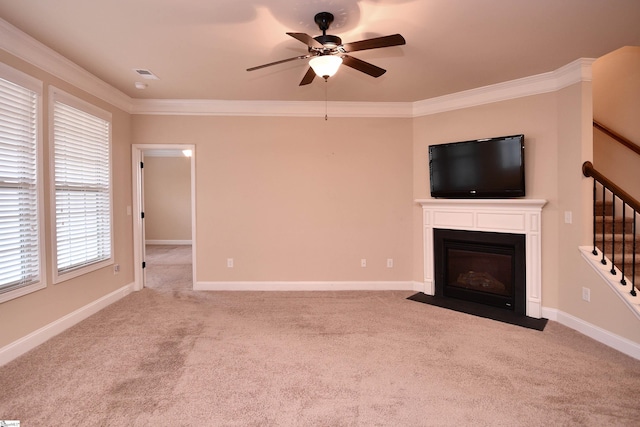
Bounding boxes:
[416,199,546,318]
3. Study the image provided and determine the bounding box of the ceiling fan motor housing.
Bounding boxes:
[313,34,342,50]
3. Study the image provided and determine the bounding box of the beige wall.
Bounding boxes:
[593,46,640,143]
[144,156,192,242]
[132,115,414,282]
[592,46,640,201]
[0,51,134,348]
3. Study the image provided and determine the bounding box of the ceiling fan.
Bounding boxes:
[247,12,406,86]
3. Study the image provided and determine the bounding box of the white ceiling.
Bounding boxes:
[1,0,639,103]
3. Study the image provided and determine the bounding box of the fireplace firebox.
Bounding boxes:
[434,228,526,315]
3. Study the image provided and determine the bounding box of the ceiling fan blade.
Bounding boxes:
[341,55,386,78]
[341,34,406,53]
[287,32,325,49]
[299,67,316,86]
[247,54,311,72]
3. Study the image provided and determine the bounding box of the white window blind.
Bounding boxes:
[0,75,42,296]
[53,98,112,275]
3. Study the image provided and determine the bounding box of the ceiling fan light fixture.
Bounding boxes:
[309,55,343,79]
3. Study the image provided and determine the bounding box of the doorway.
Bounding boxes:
[132,144,196,291]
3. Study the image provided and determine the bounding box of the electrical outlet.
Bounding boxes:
[227,258,234,268]
[113,264,120,274]
[361,259,367,267]
[582,287,590,302]
[387,258,394,268]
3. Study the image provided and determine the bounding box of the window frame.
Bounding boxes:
[49,87,114,283]
[0,63,46,303]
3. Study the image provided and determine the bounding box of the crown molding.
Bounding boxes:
[0,18,132,112]
[130,98,412,117]
[1,17,594,118]
[412,58,595,117]
[554,57,594,88]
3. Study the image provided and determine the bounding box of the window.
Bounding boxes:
[0,64,44,302]
[51,88,112,281]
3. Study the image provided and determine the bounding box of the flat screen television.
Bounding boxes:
[429,134,525,198]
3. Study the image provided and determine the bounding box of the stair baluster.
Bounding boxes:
[632,213,637,297]
[592,179,598,256]
[601,184,607,266]
[583,161,639,297]
[610,190,617,275]
[621,205,627,286]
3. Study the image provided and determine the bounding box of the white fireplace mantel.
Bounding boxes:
[416,198,547,318]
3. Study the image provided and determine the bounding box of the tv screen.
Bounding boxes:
[429,134,525,198]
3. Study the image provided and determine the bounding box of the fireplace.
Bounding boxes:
[416,198,546,318]
[434,228,526,315]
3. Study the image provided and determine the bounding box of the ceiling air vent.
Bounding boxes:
[133,69,159,80]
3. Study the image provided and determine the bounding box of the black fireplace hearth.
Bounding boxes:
[406,291,548,330]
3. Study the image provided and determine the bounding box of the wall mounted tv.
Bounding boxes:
[429,134,525,198]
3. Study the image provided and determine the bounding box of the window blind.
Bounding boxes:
[0,76,41,294]
[53,101,111,274]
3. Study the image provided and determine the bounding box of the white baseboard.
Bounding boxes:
[145,240,192,245]
[542,307,640,360]
[195,281,418,292]
[0,283,134,367]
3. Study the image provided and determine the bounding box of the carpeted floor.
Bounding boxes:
[144,244,193,292]
[1,248,639,425]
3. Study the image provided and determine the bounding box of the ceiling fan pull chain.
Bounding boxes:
[325,80,328,121]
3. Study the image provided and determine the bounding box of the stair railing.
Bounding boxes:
[593,120,640,157]
[582,161,638,297]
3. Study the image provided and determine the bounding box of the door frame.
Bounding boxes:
[131,144,196,291]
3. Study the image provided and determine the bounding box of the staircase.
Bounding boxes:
[583,122,640,316]
[595,200,639,287]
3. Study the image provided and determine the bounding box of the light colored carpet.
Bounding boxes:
[144,244,193,292]
[1,250,639,425]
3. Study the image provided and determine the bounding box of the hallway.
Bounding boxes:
[144,245,192,292]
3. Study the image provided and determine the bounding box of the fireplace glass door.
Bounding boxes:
[434,229,526,313]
